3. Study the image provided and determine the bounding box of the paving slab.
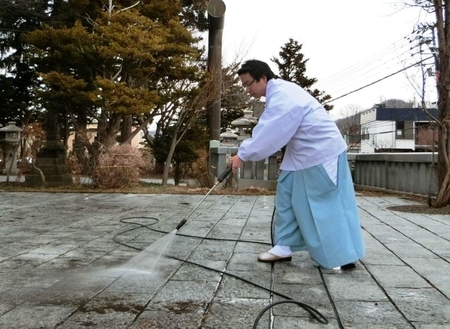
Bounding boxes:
[0,191,449,328]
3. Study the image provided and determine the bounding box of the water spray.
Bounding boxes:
[115,163,329,327]
[175,167,233,231]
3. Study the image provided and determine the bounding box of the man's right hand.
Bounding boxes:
[231,156,243,173]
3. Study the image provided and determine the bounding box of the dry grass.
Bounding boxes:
[0,180,275,196]
[2,181,448,214]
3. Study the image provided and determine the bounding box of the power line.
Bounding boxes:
[321,48,420,97]
[324,56,434,105]
[317,37,412,90]
[313,31,439,108]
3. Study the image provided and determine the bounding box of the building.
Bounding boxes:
[360,107,438,153]
[66,124,147,153]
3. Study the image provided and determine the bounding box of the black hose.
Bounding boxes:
[253,300,328,329]
[113,216,329,327]
[115,217,272,246]
[271,206,276,247]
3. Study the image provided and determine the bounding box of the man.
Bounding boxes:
[231,59,365,269]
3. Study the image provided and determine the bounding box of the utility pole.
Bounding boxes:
[206,0,226,142]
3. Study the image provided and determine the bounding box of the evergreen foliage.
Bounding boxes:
[0,2,334,187]
[271,38,333,111]
[0,0,48,127]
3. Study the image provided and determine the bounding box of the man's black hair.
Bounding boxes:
[237,59,277,81]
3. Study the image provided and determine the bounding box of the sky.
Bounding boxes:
[217,0,437,119]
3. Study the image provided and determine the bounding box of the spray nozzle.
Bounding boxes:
[176,218,187,230]
[175,167,233,232]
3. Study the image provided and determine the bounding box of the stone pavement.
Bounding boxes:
[0,190,449,329]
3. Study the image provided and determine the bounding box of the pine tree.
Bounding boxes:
[22,0,208,163]
[0,0,49,127]
[271,38,333,111]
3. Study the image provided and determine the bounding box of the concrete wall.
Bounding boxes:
[210,148,438,196]
[209,147,281,189]
[348,152,438,196]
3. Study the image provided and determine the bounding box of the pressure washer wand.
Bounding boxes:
[175,166,233,231]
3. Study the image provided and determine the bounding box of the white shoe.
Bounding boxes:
[257,252,292,263]
[257,245,292,263]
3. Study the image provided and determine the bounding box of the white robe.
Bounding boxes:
[237,78,365,268]
[237,78,346,170]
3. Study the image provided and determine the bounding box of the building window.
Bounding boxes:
[362,128,369,140]
[396,121,404,138]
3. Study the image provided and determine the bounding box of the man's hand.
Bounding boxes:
[231,155,243,173]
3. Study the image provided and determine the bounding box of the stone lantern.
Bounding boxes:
[231,108,258,143]
[0,121,23,174]
[220,128,238,146]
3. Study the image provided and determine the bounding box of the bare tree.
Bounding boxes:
[335,105,363,152]
[374,139,393,151]
[151,62,242,186]
[159,79,214,186]
[401,1,450,206]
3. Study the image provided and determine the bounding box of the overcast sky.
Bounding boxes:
[218,0,437,118]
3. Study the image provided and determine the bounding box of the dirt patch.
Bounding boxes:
[358,190,450,215]
[386,204,450,215]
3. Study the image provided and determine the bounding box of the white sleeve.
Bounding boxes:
[237,91,306,161]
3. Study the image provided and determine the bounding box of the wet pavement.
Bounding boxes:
[0,190,449,329]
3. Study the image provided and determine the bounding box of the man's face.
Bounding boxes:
[239,73,267,98]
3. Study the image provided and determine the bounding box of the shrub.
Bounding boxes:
[66,153,84,185]
[192,147,213,187]
[91,144,145,188]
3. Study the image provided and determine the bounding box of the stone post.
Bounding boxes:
[25,109,73,187]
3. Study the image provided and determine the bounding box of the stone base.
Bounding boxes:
[236,178,277,190]
[24,144,73,187]
[25,171,73,187]
[3,168,20,175]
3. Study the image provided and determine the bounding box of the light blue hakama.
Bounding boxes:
[274,152,365,269]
